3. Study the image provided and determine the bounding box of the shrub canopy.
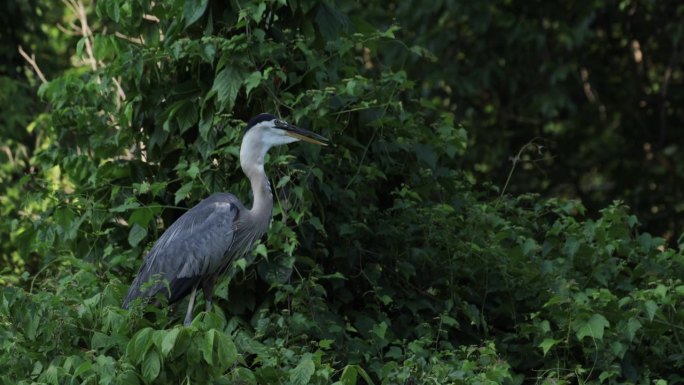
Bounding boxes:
[1,1,683,384]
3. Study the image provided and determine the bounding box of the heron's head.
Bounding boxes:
[240,113,328,170]
[244,113,328,148]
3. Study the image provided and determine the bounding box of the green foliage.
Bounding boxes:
[2,0,684,384]
[363,0,684,241]
[0,0,76,281]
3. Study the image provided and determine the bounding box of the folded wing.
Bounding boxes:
[122,194,239,308]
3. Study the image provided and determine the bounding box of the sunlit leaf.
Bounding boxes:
[575,314,610,341]
[142,350,161,382]
[183,0,208,27]
[290,354,315,385]
[161,328,181,357]
[210,66,246,112]
[128,224,147,247]
[175,182,194,205]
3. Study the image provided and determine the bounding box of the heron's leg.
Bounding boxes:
[183,284,199,326]
[202,275,217,312]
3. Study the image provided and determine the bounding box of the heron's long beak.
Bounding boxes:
[276,121,329,146]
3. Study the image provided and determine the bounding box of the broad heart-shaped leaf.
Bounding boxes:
[216,330,238,368]
[39,364,58,385]
[522,237,536,256]
[128,223,147,247]
[176,101,198,134]
[183,0,208,27]
[340,365,358,385]
[575,314,610,341]
[244,71,263,97]
[538,338,560,356]
[315,2,349,40]
[161,328,181,357]
[644,300,658,321]
[174,181,194,205]
[625,317,642,342]
[290,354,315,385]
[210,66,246,112]
[142,350,161,382]
[126,328,155,365]
[257,256,294,284]
[202,329,217,365]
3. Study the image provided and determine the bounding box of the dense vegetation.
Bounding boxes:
[1,0,683,384]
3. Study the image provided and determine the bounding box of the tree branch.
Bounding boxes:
[17,46,48,84]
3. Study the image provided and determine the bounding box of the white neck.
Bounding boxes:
[240,130,273,216]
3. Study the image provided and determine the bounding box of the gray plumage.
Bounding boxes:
[122,113,328,325]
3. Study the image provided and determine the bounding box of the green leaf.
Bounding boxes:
[255,244,268,257]
[211,66,246,112]
[522,238,536,256]
[538,338,560,356]
[414,143,437,169]
[257,257,294,284]
[183,0,208,27]
[142,350,161,382]
[216,331,238,368]
[95,355,116,385]
[187,163,201,179]
[110,200,141,213]
[105,0,120,22]
[128,224,147,247]
[161,328,180,357]
[234,257,248,272]
[372,321,388,339]
[315,3,349,40]
[355,366,375,385]
[564,237,580,258]
[128,208,154,228]
[127,328,154,365]
[340,365,358,385]
[319,339,334,349]
[244,71,263,97]
[611,340,627,359]
[40,364,58,385]
[654,284,668,299]
[276,175,291,189]
[677,285,684,295]
[202,329,216,365]
[174,182,194,205]
[638,233,653,250]
[176,101,198,133]
[627,215,638,227]
[290,354,315,385]
[232,367,257,385]
[644,300,658,321]
[575,314,610,341]
[118,370,141,385]
[91,331,111,350]
[73,361,92,378]
[253,2,267,22]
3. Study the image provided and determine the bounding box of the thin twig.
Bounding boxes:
[17,46,48,84]
[64,0,97,71]
[56,23,78,36]
[76,0,97,71]
[114,32,144,45]
[112,77,127,107]
[143,14,160,22]
[500,137,544,197]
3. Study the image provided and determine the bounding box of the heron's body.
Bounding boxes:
[122,113,327,325]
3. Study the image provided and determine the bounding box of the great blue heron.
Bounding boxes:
[122,113,328,325]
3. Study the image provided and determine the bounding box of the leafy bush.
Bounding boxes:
[380,0,684,240]
[2,1,684,384]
